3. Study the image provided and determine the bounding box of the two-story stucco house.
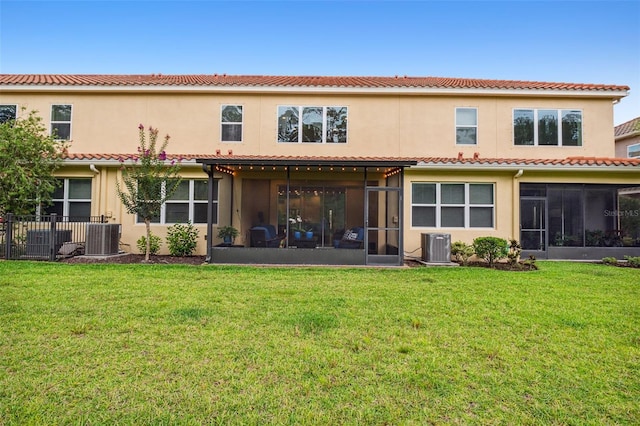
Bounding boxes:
[1,74,639,265]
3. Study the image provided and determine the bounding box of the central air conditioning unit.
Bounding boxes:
[421,233,451,263]
[85,223,120,255]
[26,229,72,258]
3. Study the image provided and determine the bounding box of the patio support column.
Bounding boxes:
[399,167,405,262]
[285,166,290,247]
[203,164,214,263]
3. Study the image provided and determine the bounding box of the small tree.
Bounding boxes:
[473,236,509,268]
[117,124,181,262]
[0,109,67,216]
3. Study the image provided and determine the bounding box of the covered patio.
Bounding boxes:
[196,156,416,265]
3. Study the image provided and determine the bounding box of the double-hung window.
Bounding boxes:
[0,105,17,124]
[455,107,477,145]
[627,143,640,158]
[412,182,494,228]
[44,178,92,220]
[221,105,243,142]
[278,106,347,143]
[514,108,582,146]
[138,179,216,224]
[51,104,72,140]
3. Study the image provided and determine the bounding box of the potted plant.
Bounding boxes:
[217,225,239,245]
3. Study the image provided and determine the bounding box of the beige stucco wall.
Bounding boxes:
[403,169,518,255]
[1,92,618,159]
[2,88,633,258]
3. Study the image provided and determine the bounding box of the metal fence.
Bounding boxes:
[1,213,107,261]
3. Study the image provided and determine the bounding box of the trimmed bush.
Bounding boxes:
[451,241,474,266]
[623,255,640,268]
[473,237,509,268]
[137,234,161,255]
[166,222,199,257]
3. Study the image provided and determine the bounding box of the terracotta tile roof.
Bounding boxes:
[0,74,629,93]
[615,116,640,138]
[415,156,640,167]
[63,153,640,168]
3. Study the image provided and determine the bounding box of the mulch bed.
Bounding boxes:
[60,254,207,265]
[59,254,538,270]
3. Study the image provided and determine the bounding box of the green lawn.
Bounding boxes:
[1,261,638,425]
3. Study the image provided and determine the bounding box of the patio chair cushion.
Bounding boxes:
[337,227,364,249]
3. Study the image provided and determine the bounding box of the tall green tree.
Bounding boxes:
[116,124,181,261]
[0,109,66,217]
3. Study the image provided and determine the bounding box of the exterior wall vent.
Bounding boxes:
[85,223,120,256]
[421,233,451,263]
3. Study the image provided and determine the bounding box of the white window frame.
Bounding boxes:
[138,179,217,225]
[220,105,243,142]
[277,105,348,143]
[0,104,17,123]
[513,108,582,147]
[51,104,73,140]
[627,143,640,158]
[411,182,495,229]
[44,178,92,217]
[455,107,478,145]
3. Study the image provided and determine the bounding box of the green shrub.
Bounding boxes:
[451,241,474,266]
[601,257,618,266]
[623,255,640,268]
[473,237,509,268]
[166,222,199,257]
[137,233,161,255]
[507,239,522,265]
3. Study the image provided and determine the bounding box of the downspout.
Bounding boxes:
[89,164,101,219]
[513,169,524,241]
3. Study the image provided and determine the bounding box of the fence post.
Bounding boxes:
[4,213,13,260]
[49,213,57,261]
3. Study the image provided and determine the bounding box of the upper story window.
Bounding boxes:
[514,108,582,146]
[221,105,243,142]
[278,106,347,143]
[628,143,640,158]
[43,178,92,220]
[455,107,477,145]
[51,104,72,140]
[138,179,216,224]
[0,105,17,124]
[411,182,494,228]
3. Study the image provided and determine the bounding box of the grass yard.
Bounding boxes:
[1,261,638,425]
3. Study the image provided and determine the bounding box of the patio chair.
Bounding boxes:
[336,227,365,249]
[249,225,284,248]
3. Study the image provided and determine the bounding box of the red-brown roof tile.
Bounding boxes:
[0,74,630,93]
[63,153,640,168]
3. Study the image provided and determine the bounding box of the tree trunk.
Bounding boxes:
[144,218,151,262]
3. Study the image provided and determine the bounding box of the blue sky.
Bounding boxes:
[1,0,638,125]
